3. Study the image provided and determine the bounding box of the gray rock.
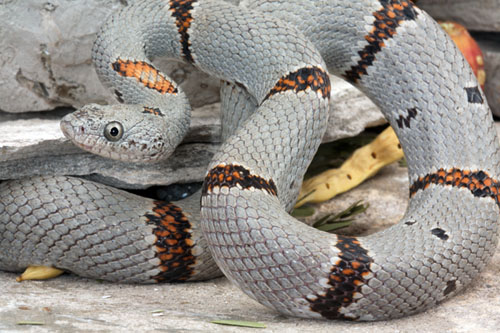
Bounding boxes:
[325,78,384,143]
[418,0,500,32]
[480,36,500,117]
[0,0,119,113]
[0,0,224,113]
[303,163,410,236]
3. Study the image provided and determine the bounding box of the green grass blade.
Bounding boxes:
[315,220,354,232]
[211,320,266,328]
[291,206,315,218]
[312,201,369,232]
[16,321,45,326]
[296,189,316,204]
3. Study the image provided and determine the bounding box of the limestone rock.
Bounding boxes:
[303,163,409,236]
[0,0,223,113]
[324,78,384,143]
[418,0,500,32]
[479,36,500,117]
[0,0,117,113]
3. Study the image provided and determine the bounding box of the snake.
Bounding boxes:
[1,0,499,321]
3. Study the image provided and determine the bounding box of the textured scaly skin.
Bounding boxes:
[1,0,499,321]
[0,176,219,282]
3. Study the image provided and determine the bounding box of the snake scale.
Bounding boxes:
[1,0,499,321]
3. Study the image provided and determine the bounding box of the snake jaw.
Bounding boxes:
[60,117,75,139]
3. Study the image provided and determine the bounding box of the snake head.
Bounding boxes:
[60,104,181,163]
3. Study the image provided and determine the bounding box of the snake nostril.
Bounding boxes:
[80,126,85,134]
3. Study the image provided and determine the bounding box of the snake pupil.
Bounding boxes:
[104,121,124,142]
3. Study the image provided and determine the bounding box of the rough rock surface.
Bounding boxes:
[0,76,385,189]
[418,0,500,32]
[0,0,228,113]
[1,160,499,332]
[479,34,500,116]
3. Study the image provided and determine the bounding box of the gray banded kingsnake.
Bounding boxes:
[1,0,499,321]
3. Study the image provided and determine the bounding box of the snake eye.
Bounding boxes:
[104,121,124,141]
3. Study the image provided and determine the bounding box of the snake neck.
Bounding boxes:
[90,1,193,158]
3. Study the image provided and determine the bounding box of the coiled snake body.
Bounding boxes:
[1,0,499,321]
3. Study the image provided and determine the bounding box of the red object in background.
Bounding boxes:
[439,21,486,89]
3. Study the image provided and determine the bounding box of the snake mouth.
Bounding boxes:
[77,141,98,153]
[60,120,101,155]
[60,119,74,139]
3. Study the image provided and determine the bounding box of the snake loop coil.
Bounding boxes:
[1,0,499,321]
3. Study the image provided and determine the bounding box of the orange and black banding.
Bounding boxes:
[264,67,331,101]
[465,86,484,104]
[343,0,418,83]
[202,164,278,196]
[145,201,195,282]
[396,107,418,129]
[410,168,500,207]
[308,235,373,320]
[169,0,197,63]
[112,59,178,94]
[143,107,165,117]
